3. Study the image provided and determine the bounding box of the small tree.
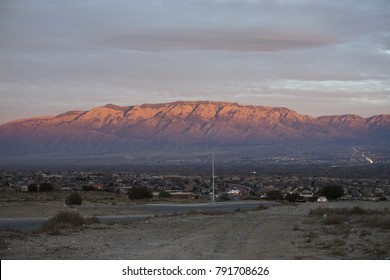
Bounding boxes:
[28,183,38,192]
[65,192,83,206]
[321,185,344,200]
[128,186,153,200]
[266,190,283,201]
[285,192,300,203]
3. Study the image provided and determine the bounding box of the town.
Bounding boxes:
[1,166,389,202]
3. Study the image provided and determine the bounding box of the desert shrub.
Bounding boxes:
[321,185,344,200]
[128,186,153,200]
[39,182,53,192]
[39,212,84,235]
[65,192,83,206]
[266,190,283,200]
[39,211,98,235]
[28,183,38,192]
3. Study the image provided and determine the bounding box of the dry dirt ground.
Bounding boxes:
[0,192,389,259]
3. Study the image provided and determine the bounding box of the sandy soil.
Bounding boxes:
[0,192,389,259]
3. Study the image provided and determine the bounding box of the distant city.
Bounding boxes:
[2,153,389,203]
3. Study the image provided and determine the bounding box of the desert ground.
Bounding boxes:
[0,191,389,259]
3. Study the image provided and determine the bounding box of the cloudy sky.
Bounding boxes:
[0,0,389,124]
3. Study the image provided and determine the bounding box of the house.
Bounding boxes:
[300,189,313,198]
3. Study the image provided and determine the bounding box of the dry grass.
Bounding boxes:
[360,216,390,230]
[305,206,390,259]
[38,211,99,235]
[309,207,390,230]
[309,206,387,217]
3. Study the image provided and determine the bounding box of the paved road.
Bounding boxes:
[0,201,275,232]
[134,200,276,213]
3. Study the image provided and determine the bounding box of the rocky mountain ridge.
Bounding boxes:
[0,101,389,156]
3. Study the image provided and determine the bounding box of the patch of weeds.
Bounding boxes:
[38,211,99,235]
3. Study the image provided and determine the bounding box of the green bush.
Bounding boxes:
[128,186,153,199]
[65,192,83,206]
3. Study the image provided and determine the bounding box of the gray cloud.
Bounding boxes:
[103,28,339,52]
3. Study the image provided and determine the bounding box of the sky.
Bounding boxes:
[0,0,389,124]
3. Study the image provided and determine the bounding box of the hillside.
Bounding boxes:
[0,101,389,158]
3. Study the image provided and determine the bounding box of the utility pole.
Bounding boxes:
[212,152,215,203]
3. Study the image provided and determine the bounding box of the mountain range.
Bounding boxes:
[0,101,389,158]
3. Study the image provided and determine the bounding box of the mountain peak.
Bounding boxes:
[103,104,128,110]
[0,101,389,158]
